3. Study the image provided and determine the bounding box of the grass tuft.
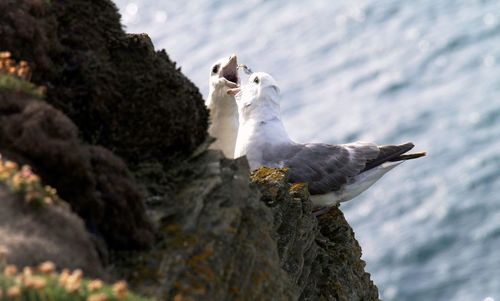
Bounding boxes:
[0,157,60,207]
[0,51,46,99]
[0,262,153,301]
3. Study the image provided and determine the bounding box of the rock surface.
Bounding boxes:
[0,186,103,278]
[118,151,296,300]
[253,168,379,300]
[114,156,378,301]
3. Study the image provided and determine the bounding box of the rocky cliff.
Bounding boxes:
[0,0,379,300]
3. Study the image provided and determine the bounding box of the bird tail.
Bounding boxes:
[362,142,426,171]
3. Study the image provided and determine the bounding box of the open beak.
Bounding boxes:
[221,54,239,84]
[227,54,237,67]
[227,87,241,96]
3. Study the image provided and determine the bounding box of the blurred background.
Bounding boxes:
[114,1,500,300]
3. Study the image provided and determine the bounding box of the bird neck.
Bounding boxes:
[234,108,292,161]
[207,89,238,119]
[239,108,291,144]
[239,95,281,123]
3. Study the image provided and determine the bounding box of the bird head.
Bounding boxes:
[228,72,281,122]
[209,54,240,96]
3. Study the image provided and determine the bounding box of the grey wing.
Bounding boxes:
[267,142,380,195]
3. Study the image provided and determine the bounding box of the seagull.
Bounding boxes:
[207,54,240,158]
[228,72,426,211]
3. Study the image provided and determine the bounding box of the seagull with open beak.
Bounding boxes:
[207,54,240,158]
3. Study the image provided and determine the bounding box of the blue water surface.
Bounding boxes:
[115,1,500,300]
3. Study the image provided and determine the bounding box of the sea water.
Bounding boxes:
[115,1,500,300]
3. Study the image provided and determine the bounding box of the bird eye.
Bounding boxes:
[212,64,220,74]
[253,77,260,84]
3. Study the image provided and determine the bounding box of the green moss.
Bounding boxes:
[0,74,44,99]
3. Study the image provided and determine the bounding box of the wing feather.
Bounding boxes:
[262,141,379,194]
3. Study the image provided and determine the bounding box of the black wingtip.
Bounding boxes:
[362,142,420,171]
[399,142,415,151]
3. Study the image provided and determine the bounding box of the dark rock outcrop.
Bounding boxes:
[0,0,209,167]
[252,168,379,300]
[0,89,153,250]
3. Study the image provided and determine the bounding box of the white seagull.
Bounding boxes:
[228,72,426,210]
[207,54,240,158]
